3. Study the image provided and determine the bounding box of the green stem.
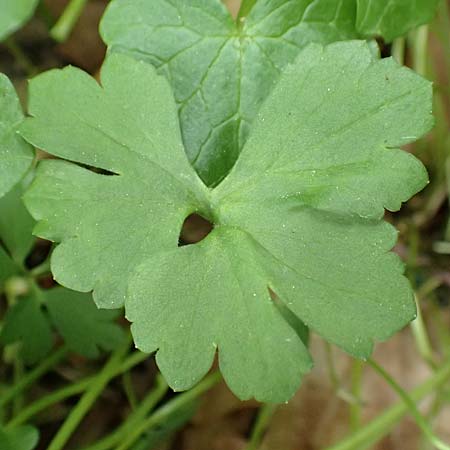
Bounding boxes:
[368,359,450,450]
[245,403,278,450]
[324,342,340,390]
[326,357,450,450]
[12,358,24,417]
[237,0,257,24]
[50,0,89,42]
[117,372,222,450]
[7,351,148,428]
[0,346,68,409]
[349,359,364,432]
[82,374,169,450]
[47,341,130,450]
[30,258,52,277]
[391,37,406,64]
[412,25,429,77]
[411,295,437,368]
[122,371,137,410]
[4,38,37,77]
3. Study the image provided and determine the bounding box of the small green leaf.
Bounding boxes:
[0,294,53,365]
[0,246,18,289]
[46,287,126,358]
[0,0,39,41]
[356,0,441,42]
[0,425,39,450]
[0,74,34,198]
[21,42,432,401]
[100,0,358,185]
[0,180,35,264]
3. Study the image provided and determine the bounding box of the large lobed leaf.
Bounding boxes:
[0,74,34,197]
[101,0,439,186]
[21,41,433,401]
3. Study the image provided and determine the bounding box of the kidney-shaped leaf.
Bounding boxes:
[21,41,432,402]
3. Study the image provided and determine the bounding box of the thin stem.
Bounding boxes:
[12,358,24,417]
[349,359,364,432]
[8,351,148,428]
[245,403,278,450]
[4,38,37,76]
[50,0,89,42]
[326,357,450,450]
[391,37,406,64]
[324,342,340,390]
[116,372,222,450]
[368,359,450,450]
[122,371,137,410]
[82,374,169,450]
[411,295,437,368]
[237,0,257,25]
[0,346,68,409]
[47,340,130,450]
[30,258,51,277]
[412,25,429,77]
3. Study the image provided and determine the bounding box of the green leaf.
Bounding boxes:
[100,0,359,185]
[21,42,432,402]
[0,180,35,264]
[356,0,441,42]
[21,54,206,310]
[0,246,18,289]
[0,425,39,450]
[0,0,39,41]
[0,74,34,198]
[46,287,126,358]
[0,294,53,365]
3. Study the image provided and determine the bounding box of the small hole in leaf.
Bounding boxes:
[178,213,214,246]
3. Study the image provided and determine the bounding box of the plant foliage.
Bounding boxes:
[0,0,39,42]
[101,0,439,185]
[20,40,432,401]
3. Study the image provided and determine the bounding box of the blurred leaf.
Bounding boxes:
[0,181,35,265]
[356,0,441,42]
[0,74,34,198]
[0,0,39,42]
[0,425,39,450]
[0,246,19,290]
[46,287,125,358]
[132,401,197,450]
[0,294,53,365]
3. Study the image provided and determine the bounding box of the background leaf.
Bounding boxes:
[356,0,441,42]
[0,74,34,198]
[0,0,39,42]
[0,425,39,450]
[100,0,359,185]
[0,180,35,265]
[0,293,53,365]
[46,287,126,358]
